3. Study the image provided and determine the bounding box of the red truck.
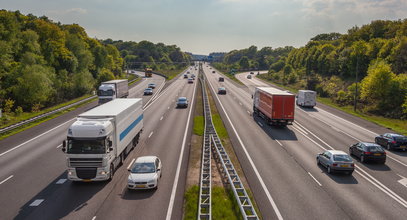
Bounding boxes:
[253,87,295,126]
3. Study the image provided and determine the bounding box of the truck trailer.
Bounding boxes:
[62,98,143,181]
[98,79,129,105]
[253,87,295,126]
[296,90,316,108]
[145,68,153,77]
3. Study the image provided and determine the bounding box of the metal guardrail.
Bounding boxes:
[199,66,259,220]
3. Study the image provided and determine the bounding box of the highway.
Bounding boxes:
[204,66,407,219]
[0,70,197,220]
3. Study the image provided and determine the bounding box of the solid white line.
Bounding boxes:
[247,110,251,115]
[0,119,75,158]
[127,158,135,170]
[293,123,308,135]
[0,175,13,185]
[56,144,62,149]
[165,75,197,220]
[307,172,322,186]
[160,116,164,121]
[91,216,96,220]
[29,199,44,207]
[386,155,407,167]
[275,140,283,146]
[148,132,154,138]
[205,74,284,220]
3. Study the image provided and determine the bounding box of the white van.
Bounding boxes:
[296,90,316,108]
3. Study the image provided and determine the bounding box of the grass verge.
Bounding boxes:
[193,116,204,136]
[184,185,200,219]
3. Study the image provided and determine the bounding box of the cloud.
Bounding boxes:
[47,8,87,15]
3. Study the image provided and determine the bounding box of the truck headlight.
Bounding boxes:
[99,171,107,175]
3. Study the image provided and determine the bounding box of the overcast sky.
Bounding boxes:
[1,0,406,54]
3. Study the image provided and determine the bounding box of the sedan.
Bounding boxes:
[349,142,386,164]
[144,88,153,95]
[375,133,407,151]
[247,75,252,79]
[218,87,226,95]
[128,156,162,190]
[188,78,194,84]
[317,150,354,175]
[176,97,188,108]
[148,83,156,89]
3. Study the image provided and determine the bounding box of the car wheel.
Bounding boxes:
[361,155,365,163]
[380,159,386,164]
[387,143,392,151]
[327,166,332,174]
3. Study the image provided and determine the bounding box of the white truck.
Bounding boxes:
[296,90,317,108]
[98,79,129,105]
[62,98,143,181]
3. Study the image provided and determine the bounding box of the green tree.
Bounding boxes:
[239,56,250,69]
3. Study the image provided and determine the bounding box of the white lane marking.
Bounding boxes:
[257,122,263,127]
[127,158,135,170]
[386,155,407,167]
[92,216,96,220]
[397,174,407,188]
[166,73,197,220]
[0,175,13,185]
[239,102,242,106]
[56,144,62,149]
[205,74,284,220]
[293,124,308,135]
[247,110,251,115]
[29,199,44,207]
[168,106,170,109]
[148,132,154,138]
[56,179,67,184]
[0,119,75,158]
[160,116,164,121]
[276,140,282,146]
[307,172,322,186]
[144,76,181,110]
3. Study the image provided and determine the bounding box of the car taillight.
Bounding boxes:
[332,164,338,167]
[364,152,372,155]
[391,141,396,144]
[383,151,386,155]
[351,164,355,167]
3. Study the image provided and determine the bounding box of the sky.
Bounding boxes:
[1,0,406,54]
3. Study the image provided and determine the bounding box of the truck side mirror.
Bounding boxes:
[62,141,66,152]
[109,140,113,147]
[109,147,114,151]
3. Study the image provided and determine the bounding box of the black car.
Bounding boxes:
[144,88,153,95]
[219,77,224,82]
[218,87,226,95]
[349,142,386,164]
[375,133,407,151]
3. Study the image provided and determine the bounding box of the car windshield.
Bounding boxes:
[145,88,152,91]
[67,138,106,154]
[131,162,155,173]
[333,154,352,162]
[367,146,384,152]
[178,98,187,101]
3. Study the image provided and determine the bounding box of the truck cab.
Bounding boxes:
[98,84,116,104]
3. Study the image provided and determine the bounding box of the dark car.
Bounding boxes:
[184,74,188,78]
[247,75,252,79]
[218,77,224,82]
[188,78,193,84]
[212,70,216,73]
[375,133,407,151]
[144,88,153,95]
[316,150,354,175]
[218,87,226,95]
[176,97,188,108]
[349,142,386,164]
[250,72,254,74]
[148,83,156,89]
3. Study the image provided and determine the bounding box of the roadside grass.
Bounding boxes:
[0,94,93,128]
[0,97,97,141]
[212,187,241,220]
[256,75,407,135]
[128,77,141,86]
[193,116,204,136]
[184,185,200,219]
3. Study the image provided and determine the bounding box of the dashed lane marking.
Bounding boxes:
[0,175,13,185]
[56,179,67,184]
[29,199,44,207]
[308,172,322,186]
[148,132,154,138]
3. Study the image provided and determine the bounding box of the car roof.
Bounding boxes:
[326,150,347,155]
[178,97,187,100]
[386,133,404,137]
[361,142,380,147]
[148,83,155,85]
[135,156,158,163]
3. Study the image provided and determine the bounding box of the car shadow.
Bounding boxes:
[14,172,107,220]
[121,188,156,200]
[253,115,298,141]
[388,150,407,157]
[297,106,319,112]
[316,163,358,184]
[349,155,391,171]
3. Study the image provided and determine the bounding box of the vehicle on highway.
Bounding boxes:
[127,156,162,190]
[62,98,143,181]
[296,90,316,108]
[317,150,354,175]
[188,78,194,84]
[144,88,153,95]
[349,142,386,164]
[148,83,156,89]
[218,87,226,95]
[176,97,188,108]
[250,72,254,74]
[145,68,153,77]
[212,70,216,73]
[253,87,295,126]
[247,75,252,79]
[184,74,188,78]
[98,79,129,105]
[375,133,407,151]
[219,77,224,82]
[191,74,196,79]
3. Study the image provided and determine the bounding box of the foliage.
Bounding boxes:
[193,116,204,136]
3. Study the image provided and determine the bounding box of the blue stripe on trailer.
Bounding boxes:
[120,114,143,141]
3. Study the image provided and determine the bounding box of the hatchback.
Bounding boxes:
[349,142,386,164]
[247,75,252,79]
[218,87,226,95]
[188,78,193,83]
[177,97,188,108]
[144,88,153,95]
[317,150,354,175]
[127,156,162,190]
[375,133,407,151]
[148,83,156,89]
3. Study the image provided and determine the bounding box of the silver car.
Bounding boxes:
[317,150,354,175]
[128,156,162,190]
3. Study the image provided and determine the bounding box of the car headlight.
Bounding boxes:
[128,178,134,184]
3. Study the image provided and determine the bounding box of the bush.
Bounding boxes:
[15,106,23,116]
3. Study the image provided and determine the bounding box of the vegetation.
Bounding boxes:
[193,116,204,136]
[184,185,199,219]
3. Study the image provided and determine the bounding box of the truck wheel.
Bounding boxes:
[109,164,114,180]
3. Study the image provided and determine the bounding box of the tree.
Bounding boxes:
[239,56,250,69]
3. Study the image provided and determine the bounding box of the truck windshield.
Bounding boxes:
[98,90,114,96]
[67,139,106,154]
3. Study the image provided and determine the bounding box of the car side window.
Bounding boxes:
[325,152,331,159]
[357,144,363,150]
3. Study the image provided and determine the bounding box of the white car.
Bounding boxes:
[127,156,162,190]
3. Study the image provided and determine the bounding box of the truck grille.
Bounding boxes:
[76,168,97,179]
[69,158,103,167]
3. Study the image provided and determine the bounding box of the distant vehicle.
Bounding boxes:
[98,79,129,105]
[219,77,224,82]
[296,90,317,108]
[212,70,216,73]
[176,97,188,108]
[247,75,252,79]
[191,74,196,79]
[184,74,188,78]
[253,87,295,126]
[218,87,226,95]
[188,78,193,84]
[62,99,143,181]
[250,72,254,74]
[148,83,156,89]
[145,68,153,77]
[375,133,407,151]
[317,150,354,175]
[144,88,153,95]
[127,156,162,190]
[187,71,190,74]
[349,142,386,164]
